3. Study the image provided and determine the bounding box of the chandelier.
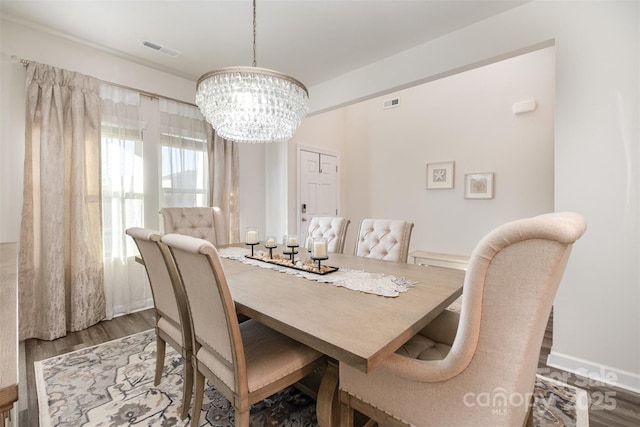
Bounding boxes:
[196,0,309,144]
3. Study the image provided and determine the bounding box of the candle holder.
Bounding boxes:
[310,255,329,271]
[287,244,300,263]
[310,237,329,271]
[264,236,277,259]
[282,234,299,262]
[245,227,259,256]
[246,242,259,256]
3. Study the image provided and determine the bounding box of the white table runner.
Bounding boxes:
[218,247,415,297]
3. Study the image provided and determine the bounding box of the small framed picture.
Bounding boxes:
[465,173,494,199]
[426,161,454,189]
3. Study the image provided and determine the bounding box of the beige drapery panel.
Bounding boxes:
[207,127,240,244]
[19,62,105,341]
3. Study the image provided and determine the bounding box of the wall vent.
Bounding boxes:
[142,40,181,57]
[383,98,400,109]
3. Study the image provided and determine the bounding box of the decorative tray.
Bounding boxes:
[246,254,339,275]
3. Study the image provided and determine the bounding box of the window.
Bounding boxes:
[101,126,144,263]
[160,134,208,207]
[99,89,210,318]
[159,98,209,209]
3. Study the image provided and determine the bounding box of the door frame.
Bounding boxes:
[296,143,341,238]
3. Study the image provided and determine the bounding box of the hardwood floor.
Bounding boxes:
[19,309,640,426]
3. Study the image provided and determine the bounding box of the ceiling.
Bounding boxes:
[1,0,529,88]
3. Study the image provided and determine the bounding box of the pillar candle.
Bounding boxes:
[313,240,327,258]
[247,230,258,244]
[288,236,297,246]
[266,238,275,247]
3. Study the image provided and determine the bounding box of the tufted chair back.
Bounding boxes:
[353,219,414,263]
[161,206,228,245]
[306,217,350,254]
[339,212,587,427]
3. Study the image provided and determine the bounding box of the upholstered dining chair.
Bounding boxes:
[125,227,193,419]
[305,216,350,254]
[161,233,326,427]
[353,219,414,263]
[339,212,587,427]
[161,206,228,245]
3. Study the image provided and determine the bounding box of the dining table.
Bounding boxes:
[218,245,466,427]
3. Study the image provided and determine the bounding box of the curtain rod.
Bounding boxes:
[18,57,198,108]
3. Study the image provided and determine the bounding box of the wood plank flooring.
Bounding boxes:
[19,309,640,426]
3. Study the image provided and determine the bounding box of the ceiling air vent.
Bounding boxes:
[383,98,400,109]
[142,40,181,57]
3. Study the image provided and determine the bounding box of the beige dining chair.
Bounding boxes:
[125,227,193,419]
[161,233,326,426]
[161,206,228,245]
[305,216,350,254]
[353,219,414,263]
[339,212,587,427]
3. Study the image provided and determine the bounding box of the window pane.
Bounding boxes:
[160,133,208,208]
[101,134,144,261]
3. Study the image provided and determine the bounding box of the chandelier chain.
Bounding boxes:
[252,0,257,67]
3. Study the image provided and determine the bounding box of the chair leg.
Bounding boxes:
[191,370,206,427]
[523,396,534,427]
[235,408,250,427]
[179,357,193,420]
[155,335,166,386]
[340,401,355,427]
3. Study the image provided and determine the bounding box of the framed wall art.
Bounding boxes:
[426,161,454,189]
[465,173,494,199]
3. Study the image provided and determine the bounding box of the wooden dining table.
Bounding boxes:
[219,246,465,426]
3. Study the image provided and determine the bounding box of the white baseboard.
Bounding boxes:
[547,351,640,394]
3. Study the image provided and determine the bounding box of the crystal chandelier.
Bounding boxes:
[196,0,309,144]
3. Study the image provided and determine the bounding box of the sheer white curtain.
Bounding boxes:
[100,85,151,318]
[159,99,239,243]
[19,62,105,340]
[158,99,208,208]
[207,128,240,244]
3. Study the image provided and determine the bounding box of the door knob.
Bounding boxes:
[301,217,308,222]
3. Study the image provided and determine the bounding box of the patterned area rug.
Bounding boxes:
[35,330,588,427]
[35,330,316,426]
[534,374,590,427]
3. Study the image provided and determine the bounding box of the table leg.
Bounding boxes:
[317,359,340,427]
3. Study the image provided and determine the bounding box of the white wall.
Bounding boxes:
[293,47,555,256]
[304,0,640,392]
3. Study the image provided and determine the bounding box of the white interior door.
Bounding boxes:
[299,149,338,246]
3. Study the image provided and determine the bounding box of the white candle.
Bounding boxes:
[266,238,275,247]
[288,236,297,246]
[313,240,327,258]
[247,230,258,244]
